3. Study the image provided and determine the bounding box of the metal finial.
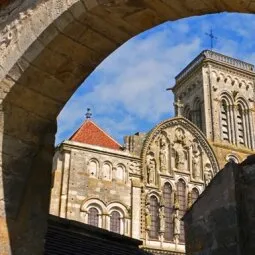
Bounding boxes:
[86,108,92,119]
[205,28,217,50]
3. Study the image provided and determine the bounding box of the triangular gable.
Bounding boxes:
[70,120,122,150]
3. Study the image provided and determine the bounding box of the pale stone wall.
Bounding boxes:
[172,51,255,169]
[184,155,255,255]
[50,140,141,237]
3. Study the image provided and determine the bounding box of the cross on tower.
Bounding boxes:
[206,28,217,50]
[85,108,92,119]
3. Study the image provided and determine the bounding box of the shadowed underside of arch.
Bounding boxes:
[0,0,254,254]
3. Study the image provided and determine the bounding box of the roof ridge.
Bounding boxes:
[69,119,122,150]
[88,119,122,148]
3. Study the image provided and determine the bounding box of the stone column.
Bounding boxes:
[0,101,56,255]
[59,151,71,218]
[131,179,141,239]
[49,151,64,216]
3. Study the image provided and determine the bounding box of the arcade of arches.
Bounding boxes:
[0,0,255,254]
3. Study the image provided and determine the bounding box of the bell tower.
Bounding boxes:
[169,50,255,168]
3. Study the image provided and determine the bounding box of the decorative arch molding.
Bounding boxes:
[80,198,107,214]
[107,201,130,218]
[161,180,176,191]
[226,154,240,164]
[141,117,220,182]
[87,158,100,178]
[145,190,161,204]
[220,91,234,104]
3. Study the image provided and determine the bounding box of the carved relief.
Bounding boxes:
[146,152,156,185]
[128,161,141,175]
[173,209,181,240]
[173,128,187,171]
[159,134,168,173]
[192,140,201,180]
[204,163,213,186]
[145,205,151,230]
[159,207,165,232]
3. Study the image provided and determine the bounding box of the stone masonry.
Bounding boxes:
[0,0,255,254]
[184,155,255,255]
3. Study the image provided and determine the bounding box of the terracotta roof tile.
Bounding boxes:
[70,119,122,150]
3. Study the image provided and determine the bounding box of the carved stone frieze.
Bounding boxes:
[141,117,220,187]
[128,160,141,175]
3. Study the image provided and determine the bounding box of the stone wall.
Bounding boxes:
[184,155,255,255]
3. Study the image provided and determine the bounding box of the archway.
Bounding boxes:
[0,0,253,254]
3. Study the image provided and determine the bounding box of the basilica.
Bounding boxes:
[50,50,255,254]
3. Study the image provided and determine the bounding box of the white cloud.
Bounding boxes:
[56,13,255,144]
[56,25,202,144]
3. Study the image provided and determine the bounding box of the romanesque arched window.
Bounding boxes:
[184,106,192,121]
[226,154,239,164]
[177,179,186,243]
[149,196,160,239]
[221,98,231,143]
[88,159,98,177]
[102,162,112,180]
[236,99,251,148]
[116,165,125,182]
[163,183,173,241]
[236,104,245,146]
[193,98,203,130]
[88,207,99,227]
[191,188,199,204]
[110,211,121,234]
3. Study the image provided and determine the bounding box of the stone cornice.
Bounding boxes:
[175,50,254,85]
[209,62,255,81]
[60,140,140,161]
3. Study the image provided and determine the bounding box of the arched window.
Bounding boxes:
[177,179,186,243]
[191,188,199,204]
[193,98,203,130]
[226,154,239,164]
[184,106,192,121]
[163,183,173,241]
[88,160,98,177]
[102,162,112,180]
[116,165,125,182]
[237,104,245,146]
[88,207,99,227]
[149,196,160,239]
[221,99,231,142]
[110,211,121,234]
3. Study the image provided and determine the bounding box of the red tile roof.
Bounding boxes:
[70,119,122,151]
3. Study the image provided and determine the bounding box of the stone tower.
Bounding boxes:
[170,50,255,168]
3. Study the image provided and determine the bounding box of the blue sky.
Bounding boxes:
[56,13,255,145]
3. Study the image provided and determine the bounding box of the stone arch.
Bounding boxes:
[141,117,219,181]
[80,197,107,214]
[115,163,126,182]
[226,154,240,164]
[107,201,129,235]
[183,105,192,121]
[0,0,252,253]
[101,161,112,181]
[192,97,203,130]
[107,201,129,218]
[80,198,107,227]
[236,97,252,148]
[88,158,100,178]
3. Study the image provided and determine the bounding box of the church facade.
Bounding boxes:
[50,51,255,254]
